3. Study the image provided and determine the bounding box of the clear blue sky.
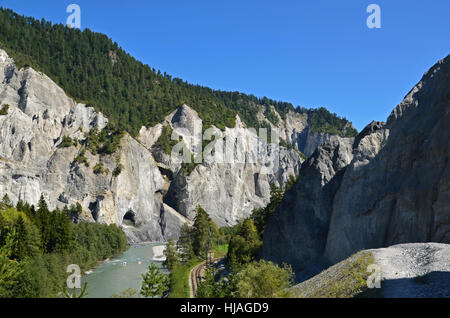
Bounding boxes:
[1,0,449,130]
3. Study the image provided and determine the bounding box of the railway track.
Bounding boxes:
[189,257,222,298]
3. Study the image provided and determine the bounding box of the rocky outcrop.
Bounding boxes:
[289,243,450,298]
[325,55,450,264]
[259,106,344,157]
[262,136,354,270]
[141,105,304,227]
[0,48,184,242]
[262,55,450,273]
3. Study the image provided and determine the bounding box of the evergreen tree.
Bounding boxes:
[15,200,25,212]
[191,206,218,259]
[0,254,23,298]
[1,194,12,207]
[163,239,180,271]
[140,263,169,298]
[14,215,28,260]
[177,223,194,263]
[251,185,284,238]
[227,219,262,272]
[36,194,51,253]
[53,210,72,254]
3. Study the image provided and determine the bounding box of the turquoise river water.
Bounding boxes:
[81,243,167,298]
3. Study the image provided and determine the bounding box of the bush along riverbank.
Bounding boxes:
[0,194,128,298]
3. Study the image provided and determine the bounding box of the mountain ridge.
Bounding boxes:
[0,7,357,138]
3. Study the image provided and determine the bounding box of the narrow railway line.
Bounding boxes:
[189,258,222,298]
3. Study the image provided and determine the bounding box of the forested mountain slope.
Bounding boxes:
[0,8,356,137]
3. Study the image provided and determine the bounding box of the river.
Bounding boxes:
[82,243,168,298]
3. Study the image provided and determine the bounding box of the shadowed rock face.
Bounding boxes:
[289,243,450,298]
[262,55,450,272]
[261,136,354,270]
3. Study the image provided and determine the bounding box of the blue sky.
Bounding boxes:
[1,0,449,131]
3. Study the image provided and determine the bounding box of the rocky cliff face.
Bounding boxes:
[262,55,450,272]
[0,48,320,241]
[140,104,304,227]
[261,136,354,270]
[0,48,186,243]
[257,105,344,157]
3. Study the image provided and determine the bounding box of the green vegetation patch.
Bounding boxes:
[306,107,358,137]
[84,126,124,156]
[264,107,279,126]
[0,104,9,115]
[155,125,180,155]
[73,149,89,167]
[279,138,307,160]
[58,136,78,148]
[93,162,109,175]
[181,154,198,176]
[289,251,377,298]
[168,258,202,298]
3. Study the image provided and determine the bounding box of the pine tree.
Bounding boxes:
[14,215,27,260]
[0,254,23,298]
[1,194,12,207]
[251,185,284,237]
[140,263,169,298]
[191,206,218,259]
[177,223,194,263]
[163,239,180,271]
[37,194,51,253]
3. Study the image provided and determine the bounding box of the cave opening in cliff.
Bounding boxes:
[88,201,98,221]
[123,210,136,226]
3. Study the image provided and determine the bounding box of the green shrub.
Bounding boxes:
[0,104,9,115]
[73,149,89,167]
[93,162,109,175]
[112,163,123,177]
[58,136,77,148]
[155,125,180,155]
[231,260,294,298]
